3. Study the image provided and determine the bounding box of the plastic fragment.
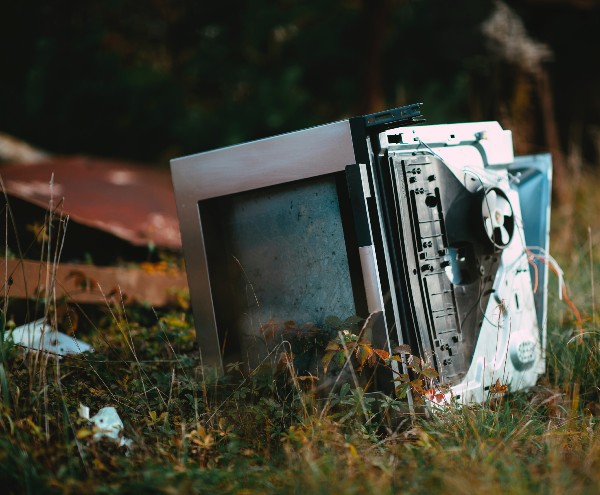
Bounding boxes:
[9,318,94,357]
[78,403,90,421]
[79,405,133,450]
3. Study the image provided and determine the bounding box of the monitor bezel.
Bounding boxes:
[170,120,357,369]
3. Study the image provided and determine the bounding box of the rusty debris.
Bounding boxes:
[1,258,188,307]
[0,152,188,307]
[0,156,181,250]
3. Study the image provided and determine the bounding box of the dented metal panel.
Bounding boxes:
[0,157,181,250]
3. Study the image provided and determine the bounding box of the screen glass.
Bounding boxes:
[199,174,358,366]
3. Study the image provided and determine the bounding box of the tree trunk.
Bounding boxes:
[534,70,571,205]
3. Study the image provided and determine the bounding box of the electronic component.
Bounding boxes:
[170,104,551,403]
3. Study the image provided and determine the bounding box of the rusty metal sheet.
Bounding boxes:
[1,258,188,306]
[0,156,181,250]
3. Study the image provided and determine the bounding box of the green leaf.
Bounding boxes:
[325,316,343,329]
[395,382,410,399]
[339,382,351,398]
[334,350,346,369]
[421,368,439,378]
[343,315,364,326]
[0,363,10,407]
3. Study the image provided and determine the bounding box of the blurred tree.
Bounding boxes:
[0,0,599,180]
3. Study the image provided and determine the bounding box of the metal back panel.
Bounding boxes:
[509,153,553,341]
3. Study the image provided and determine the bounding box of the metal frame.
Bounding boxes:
[170,120,356,369]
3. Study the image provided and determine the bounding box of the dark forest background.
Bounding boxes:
[1,0,599,187]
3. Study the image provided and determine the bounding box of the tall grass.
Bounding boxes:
[2,175,600,494]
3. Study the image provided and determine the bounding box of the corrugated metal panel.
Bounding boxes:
[0,156,181,250]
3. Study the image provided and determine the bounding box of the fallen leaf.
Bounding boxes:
[374,349,390,361]
[393,344,412,355]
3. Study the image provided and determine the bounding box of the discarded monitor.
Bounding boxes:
[170,104,552,403]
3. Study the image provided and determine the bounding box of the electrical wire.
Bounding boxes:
[415,138,581,342]
[526,246,584,343]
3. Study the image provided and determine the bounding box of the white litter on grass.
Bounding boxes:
[78,403,90,420]
[79,404,133,450]
[9,318,94,357]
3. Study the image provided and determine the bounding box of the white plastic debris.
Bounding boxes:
[79,404,132,450]
[9,318,94,357]
[78,403,90,421]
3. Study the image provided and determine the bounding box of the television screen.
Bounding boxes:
[199,174,361,366]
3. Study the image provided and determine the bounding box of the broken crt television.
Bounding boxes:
[170,104,552,404]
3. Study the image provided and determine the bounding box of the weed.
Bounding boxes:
[3,177,600,494]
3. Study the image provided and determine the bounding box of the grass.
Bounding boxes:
[3,174,600,494]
